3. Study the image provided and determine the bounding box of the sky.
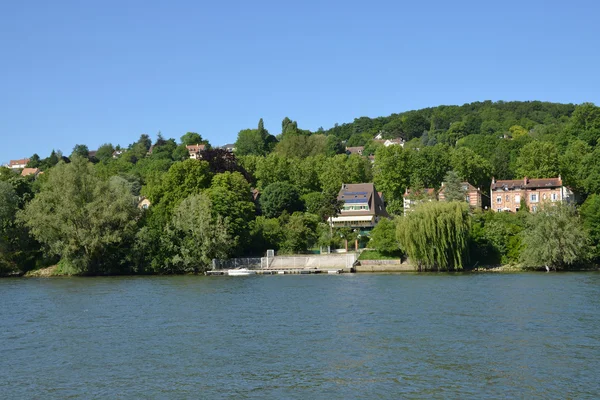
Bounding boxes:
[1,0,599,163]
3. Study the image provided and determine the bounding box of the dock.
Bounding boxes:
[205,268,349,276]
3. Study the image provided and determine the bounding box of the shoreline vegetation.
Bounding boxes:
[3,101,600,277]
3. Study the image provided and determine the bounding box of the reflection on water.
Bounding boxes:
[1,273,599,398]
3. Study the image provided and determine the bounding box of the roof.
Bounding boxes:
[439,181,479,195]
[21,168,40,177]
[186,144,206,152]
[345,146,364,155]
[491,177,563,191]
[9,158,29,166]
[337,183,389,218]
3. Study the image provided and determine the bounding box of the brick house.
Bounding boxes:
[490,176,574,212]
[404,181,486,214]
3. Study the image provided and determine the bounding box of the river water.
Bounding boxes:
[1,273,599,399]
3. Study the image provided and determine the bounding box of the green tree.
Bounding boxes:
[259,182,303,218]
[442,170,465,202]
[255,154,292,189]
[95,143,115,162]
[280,212,320,253]
[397,201,470,271]
[579,194,600,262]
[161,193,230,273]
[515,141,559,178]
[373,145,411,202]
[71,144,90,159]
[18,157,140,274]
[207,172,255,254]
[235,129,268,156]
[520,203,589,270]
[180,132,205,146]
[319,154,372,195]
[26,154,41,168]
[369,218,400,254]
[450,147,492,189]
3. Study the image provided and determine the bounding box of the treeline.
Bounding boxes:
[2,101,600,275]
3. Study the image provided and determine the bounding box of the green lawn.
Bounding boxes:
[358,250,403,261]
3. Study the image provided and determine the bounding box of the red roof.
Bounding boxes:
[9,158,29,166]
[491,177,562,191]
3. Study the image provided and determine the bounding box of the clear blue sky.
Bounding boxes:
[1,0,599,163]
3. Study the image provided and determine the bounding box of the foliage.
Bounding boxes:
[515,141,560,178]
[442,170,466,202]
[368,218,400,254]
[18,157,140,274]
[397,201,470,271]
[579,194,600,262]
[259,182,303,218]
[520,203,589,270]
[160,193,230,273]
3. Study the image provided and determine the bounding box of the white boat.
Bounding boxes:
[227,268,256,276]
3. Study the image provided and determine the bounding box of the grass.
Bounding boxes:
[358,250,403,261]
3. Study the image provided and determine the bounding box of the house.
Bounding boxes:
[8,158,29,170]
[374,132,383,140]
[88,150,97,159]
[439,182,484,209]
[220,144,236,153]
[345,146,364,156]
[138,197,152,210]
[491,176,573,212]
[403,188,437,213]
[112,150,124,158]
[329,183,389,230]
[21,168,41,177]
[186,144,206,159]
[384,138,405,147]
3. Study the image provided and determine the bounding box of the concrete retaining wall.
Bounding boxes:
[268,253,357,269]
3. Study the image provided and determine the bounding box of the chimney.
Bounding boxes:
[491,177,495,184]
[524,176,528,185]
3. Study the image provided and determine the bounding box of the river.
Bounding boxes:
[1,273,599,399]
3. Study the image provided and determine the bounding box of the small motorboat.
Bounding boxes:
[227,268,256,276]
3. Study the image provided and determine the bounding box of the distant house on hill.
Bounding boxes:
[138,197,151,210]
[404,181,485,214]
[21,168,41,178]
[112,150,124,158]
[384,138,404,147]
[491,176,574,213]
[329,183,389,230]
[186,144,206,159]
[345,146,364,156]
[8,158,29,170]
[220,144,236,153]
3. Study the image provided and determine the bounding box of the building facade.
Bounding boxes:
[329,183,389,230]
[186,144,206,159]
[490,177,573,212]
[8,158,29,170]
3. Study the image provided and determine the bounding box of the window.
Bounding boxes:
[506,195,510,202]
[530,194,538,203]
[543,193,547,200]
[496,196,502,204]
[515,194,521,203]
[552,193,558,201]
[497,208,502,212]
[532,205,538,212]
[466,195,470,202]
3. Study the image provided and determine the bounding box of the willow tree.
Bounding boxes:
[397,201,470,271]
[520,203,589,270]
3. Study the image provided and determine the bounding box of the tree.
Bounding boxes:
[235,129,266,156]
[137,134,152,151]
[520,203,589,270]
[319,154,372,195]
[397,201,470,271]
[369,218,400,254]
[207,172,255,254]
[145,159,213,216]
[255,154,292,189]
[372,144,414,202]
[71,144,90,159]
[161,194,230,273]
[18,157,140,274]
[280,212,320,253]
[450,147,492,189]
[95,143,115,162]
[567,102,600,145]
[180,132,205,146]
[26,154,41,168]
[259,182,303,218]
[509,125,528,139]
[515,141,559,178]
[409,144,451,188]
[442,170,465,202]
[579,194,600,262]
